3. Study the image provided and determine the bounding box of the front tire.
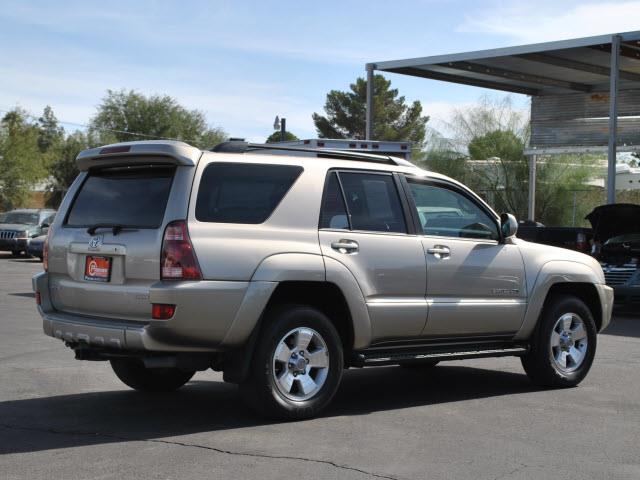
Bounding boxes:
[240,305,343,420]
[11,250,22,257]
[521,294,597,388]
[110,358,195,392]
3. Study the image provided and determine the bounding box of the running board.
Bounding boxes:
[352,346,529,367]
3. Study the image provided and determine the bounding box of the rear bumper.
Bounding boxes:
[33,272,277,352]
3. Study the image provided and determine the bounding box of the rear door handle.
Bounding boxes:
[426,245,450,258]
[331,240,359,254]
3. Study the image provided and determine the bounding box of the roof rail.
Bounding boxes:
[211,141,412,166]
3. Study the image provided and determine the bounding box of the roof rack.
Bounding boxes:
[210,141,412,167]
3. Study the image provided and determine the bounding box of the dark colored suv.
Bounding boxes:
[0,209,56,257]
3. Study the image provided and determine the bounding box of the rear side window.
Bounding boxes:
[328,172,407,234]
[319,172,348,229]
[196,163,303,224]
[66,166,175,228]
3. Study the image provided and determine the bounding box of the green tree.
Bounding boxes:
[266,131,299,143]
[312,74,428,149]
[90,89,226,149]
[466,129,598,225]
[37,105,64,153]
[0,109,48,209]
[433,96,600,225]
[467,130,529,217]
[419,130,469,181]
[46,131,96,207]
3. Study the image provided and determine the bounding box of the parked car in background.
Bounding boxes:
[586,203,640,306]
[33,140,613,420]
[517,222,592,254]
[27,235,47,261]
[0,209,56,257]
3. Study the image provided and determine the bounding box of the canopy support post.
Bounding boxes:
[365,64,375,140]
[528,154,537,221]
[607,35,621,204]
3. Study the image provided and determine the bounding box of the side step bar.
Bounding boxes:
[352,345,529,367]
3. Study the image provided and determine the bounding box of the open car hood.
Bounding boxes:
[585,204,640,242]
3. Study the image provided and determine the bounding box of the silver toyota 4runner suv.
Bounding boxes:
[33,140,613,419]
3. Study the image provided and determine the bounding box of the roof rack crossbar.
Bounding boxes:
[211,141,404,166]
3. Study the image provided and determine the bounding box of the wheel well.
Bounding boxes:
[264,281,354,357]
[545,283,603,331]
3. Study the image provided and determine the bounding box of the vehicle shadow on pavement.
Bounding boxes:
[7,292,35,298]
[0,252,40,263]
[601,314,640,338]
[0,365,538,455]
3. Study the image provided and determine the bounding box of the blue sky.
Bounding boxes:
[1,0,639,142]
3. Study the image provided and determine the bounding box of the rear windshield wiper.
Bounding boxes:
[86,224,135,236]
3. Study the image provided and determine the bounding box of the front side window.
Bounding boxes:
[333,172,406,234]
[196,163,303,224]
[407,180,499,240]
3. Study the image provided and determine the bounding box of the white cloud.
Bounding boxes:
[458,1,640,43]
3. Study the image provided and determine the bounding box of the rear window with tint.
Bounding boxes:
[66,166,175,228]
[196,163,303,224]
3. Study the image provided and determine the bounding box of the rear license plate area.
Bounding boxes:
[84,256,112,282]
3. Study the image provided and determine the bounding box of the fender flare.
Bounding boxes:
[221,253,372,383]
[323,256,372,350]
[220,253,325,348]
[252,253,372,349]
[515,260,603,340]
[251,253,325,282]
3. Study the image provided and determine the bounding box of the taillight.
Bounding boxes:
[576,232,587,252]
[43,225,53,271]
[161,220,202,280]
[152,303,176,319]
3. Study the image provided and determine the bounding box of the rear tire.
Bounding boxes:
[11,250,22,257]
[240,305,343,420]
[110,358,195,392]
[521,294,596,388]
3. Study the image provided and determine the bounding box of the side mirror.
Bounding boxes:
[500,213,518,238]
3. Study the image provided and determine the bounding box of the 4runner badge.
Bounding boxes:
[88,235,103,250]
[492,288,519,295]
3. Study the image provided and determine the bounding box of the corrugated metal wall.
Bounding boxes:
[531,90,640,147]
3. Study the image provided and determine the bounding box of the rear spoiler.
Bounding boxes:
[75,141,202,171]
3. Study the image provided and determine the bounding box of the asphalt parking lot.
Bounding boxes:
[1,254,639,480]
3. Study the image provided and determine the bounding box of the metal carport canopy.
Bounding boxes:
[365,31,640,218]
